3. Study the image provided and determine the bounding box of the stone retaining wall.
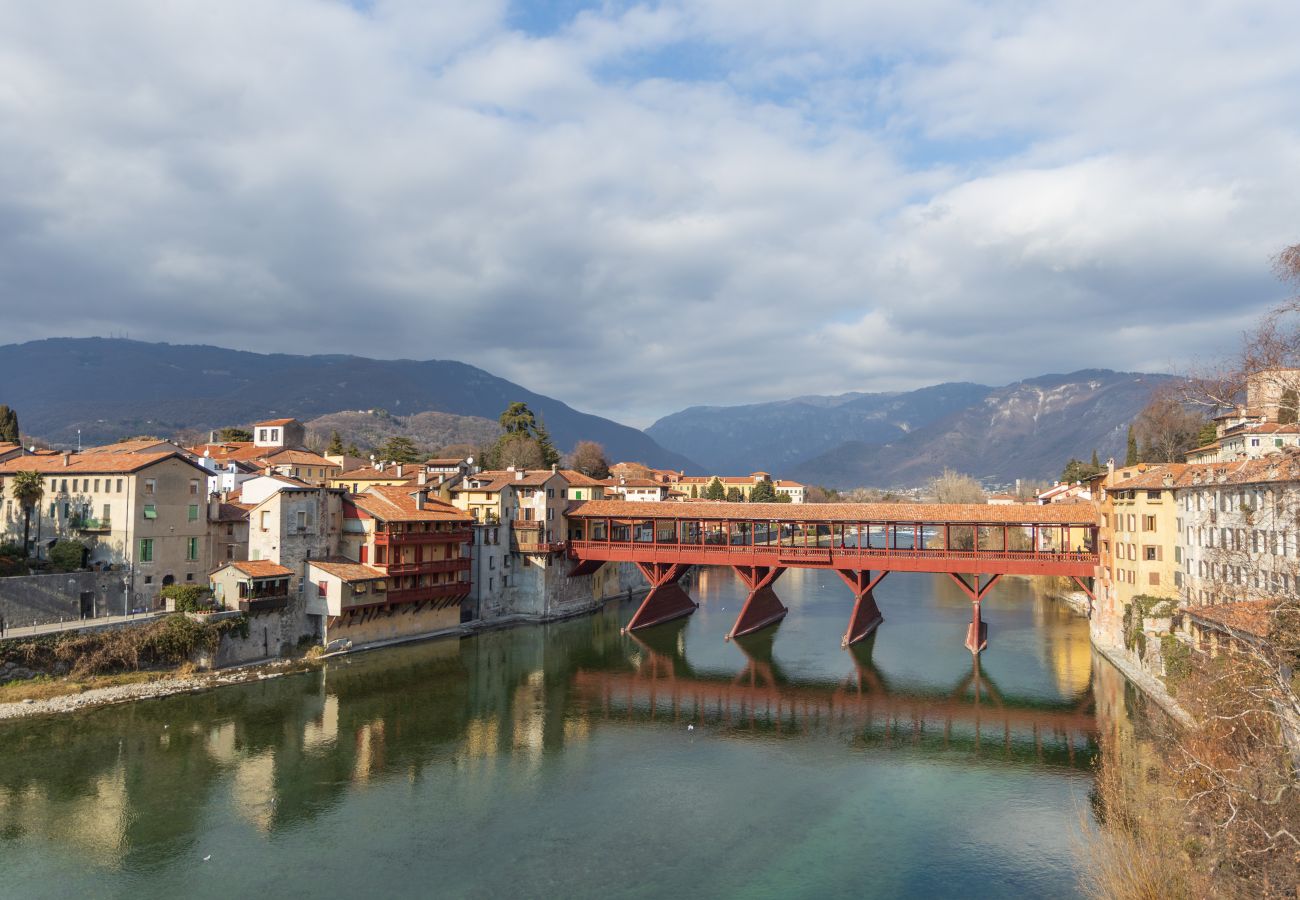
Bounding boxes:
[0,571,129,629]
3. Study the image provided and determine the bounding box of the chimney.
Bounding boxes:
[417,470,428,486]
[395,464,403,477]
[414,490,425,511]
[516,470,525,481]
[209,430,216,443]
[63,452,71,467]
[551,463,558,473]
[1107,457,1115,479]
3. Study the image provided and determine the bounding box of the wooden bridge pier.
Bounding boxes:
[623,562,696,633]
[726,566,787,640]
[837,569,889,648]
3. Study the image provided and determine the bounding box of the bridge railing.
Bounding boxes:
[567,540,1098,566]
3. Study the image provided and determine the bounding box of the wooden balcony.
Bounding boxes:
[238,594,290,614]
[374,529,473,546]
[381,558,472,576]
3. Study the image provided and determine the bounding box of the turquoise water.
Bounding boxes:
[0,569,1106,899]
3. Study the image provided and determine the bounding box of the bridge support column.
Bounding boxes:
[726,567,787,640]
[625,563,696,633]
[837,570,888,648]
[949,574,1001,654]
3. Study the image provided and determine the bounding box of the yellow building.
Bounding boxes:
[1092,463,1185,643]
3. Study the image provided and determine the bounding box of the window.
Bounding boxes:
[1174,546,1181,563]
[250,548,260,560]
[144,575,152,585]
[186,537,199,561]
[139,538,154,562]
[186,572,194,582]
[296,510,307,529]
[1148,572,1160,585]
[93,478,100,492]
[145,478,156,495]
[116,478,123,492]
[1142,515,1156,531]
[189,479,200,495]
[259,429,268,442]
[271,428,279,441]
[143,504,157,520]
[60,479,68,492]
[226,545,234,559]
[188,504,199,522]
[1143,546,1160,561]
[260,510,270,531]
[1146,491,1160,501]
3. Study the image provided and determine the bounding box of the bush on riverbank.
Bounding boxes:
[1083,644,1300,898]
[0,614,243,679]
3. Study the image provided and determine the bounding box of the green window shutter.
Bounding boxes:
[188,504,199,521]
[140,539,153,562]
[143,505,157,520]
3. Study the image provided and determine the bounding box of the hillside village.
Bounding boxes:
[0,414,808,655]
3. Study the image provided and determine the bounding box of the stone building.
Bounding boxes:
[0,449,212,609]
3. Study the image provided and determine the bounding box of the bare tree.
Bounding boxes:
[566,441,611,478]
[927,468,985,504]
[494,434,545,470]
[1135,382,1206,462]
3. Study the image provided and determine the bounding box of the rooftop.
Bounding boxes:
[309,559,388,582]
[565,499,1097,525]
[1184,600,1278,640]
[223,560,294,579]
[349,484,472,522]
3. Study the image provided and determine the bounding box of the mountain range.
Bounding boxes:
[0,338,695,470]
[1,339,1166,487]
[648,370,1170,487]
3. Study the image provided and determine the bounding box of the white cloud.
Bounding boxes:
[1,0,1298,427]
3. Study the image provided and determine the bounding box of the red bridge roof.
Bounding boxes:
[566,500,1096,525]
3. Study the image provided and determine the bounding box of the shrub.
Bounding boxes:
[48,539,86,573]
[159,583,211,613]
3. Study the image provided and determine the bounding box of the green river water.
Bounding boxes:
[0,568,1140,899]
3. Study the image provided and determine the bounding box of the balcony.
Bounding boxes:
[70,517,111,533]
[384,582,471,606]
[374,528,473,546]
[381,558,472,576]
[239,594,290,614]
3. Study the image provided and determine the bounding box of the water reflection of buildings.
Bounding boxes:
[2,590,1102,871]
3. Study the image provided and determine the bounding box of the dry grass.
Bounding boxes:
[0,670,162,704]
[1081,647,1300,898]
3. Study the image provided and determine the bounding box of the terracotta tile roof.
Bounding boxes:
[614,479,664,488]
[472,469,558,487]
[254,418,297,427]
[349,484,473,522]
[1108,464,1188,491]
[0,449,206,475]
[222,560,294,579]
[308,559,388,582]
[264,449,338,467]
[565,500,1097,524]
[337,465,417,481]
[559,470,606,487]
[425,457,467,466]
[216,502,251,522]
[774,480,803,488]
[1184,600,1278,640]
[1176,451,1300,487]
[81,438,176,454]
[189,442,270,463]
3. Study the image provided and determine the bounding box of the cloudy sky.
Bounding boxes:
[2,1,1299,426]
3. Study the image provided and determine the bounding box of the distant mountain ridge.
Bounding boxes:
[0,338,696,470]
[650,370,1173,487]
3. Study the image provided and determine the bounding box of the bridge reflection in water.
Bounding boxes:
[575,618,1096,770]
[0,578,1111,897]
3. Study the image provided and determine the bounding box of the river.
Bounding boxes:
[0,568,1134,899]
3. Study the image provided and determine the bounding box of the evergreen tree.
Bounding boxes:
[1125,424,1140,466]
[345,443,361,458]
[1197,421,1217,447]
[703,477,726,501]
[376,435,422,463]
[499,402,538,435]
[327,431,345,455]
[0,405,19,443]
[749,480,778,503]
[1090,449,1100,469]
[216,426,252,442]
[725,486,744,502]
[534,416,560,468]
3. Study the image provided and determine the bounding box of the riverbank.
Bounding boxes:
[0,591,636,721]
[0,656,310,721]
[1092,640,1194,728]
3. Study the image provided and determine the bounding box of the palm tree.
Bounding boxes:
[12,470,45,559]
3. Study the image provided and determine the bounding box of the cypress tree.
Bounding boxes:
[1125,425,1139,466]
[1090,449,1100,469]
[0,405,18,443]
